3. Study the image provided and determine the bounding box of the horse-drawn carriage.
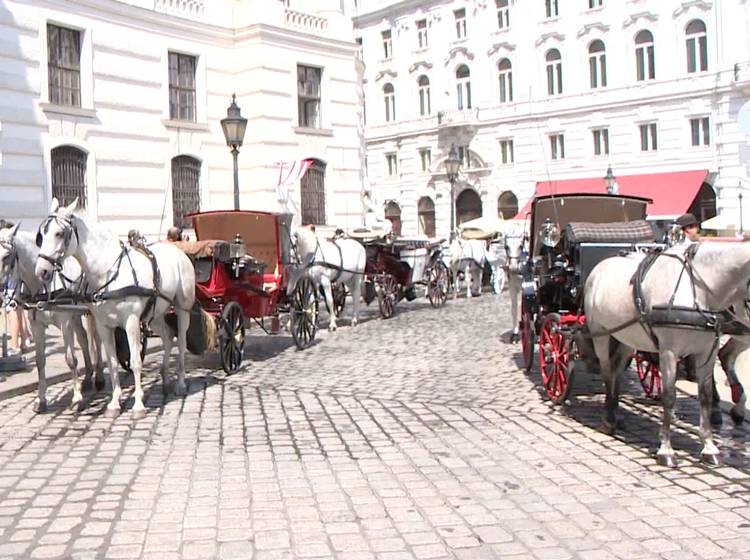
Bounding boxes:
[519,193,664,403]
[339,231,450,319]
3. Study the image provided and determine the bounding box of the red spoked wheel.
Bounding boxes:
[634,353,662,400]
[538,313,574,404]
[521,306,535,373]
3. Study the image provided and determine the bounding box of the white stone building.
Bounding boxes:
[352,0,750,238]
[0,0,364,238]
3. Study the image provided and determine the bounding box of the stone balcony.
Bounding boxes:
[284,8,328,35]
[154,0,204,18]
[734,61,750,85]
[436,108,479,130]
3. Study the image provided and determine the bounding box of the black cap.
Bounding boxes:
[675,213,699,229]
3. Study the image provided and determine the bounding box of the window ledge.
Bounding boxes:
[295,127,333,137]
[40,103,97,119]
[162,119,211,132]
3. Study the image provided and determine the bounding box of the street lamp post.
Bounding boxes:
[740,190,744,235]
[444,144,461,240]
[603,165,617,195]
[220,94,248,211]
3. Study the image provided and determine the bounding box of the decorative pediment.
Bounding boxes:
[577,22,610,38]
[409,61,433,74]
[444,46,475,66]
[535,32,565,48]
[623,11,659,28]
[673,0,713,17]
[375,69,398,82]
[487,42,516,57]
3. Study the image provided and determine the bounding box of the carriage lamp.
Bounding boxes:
[444,144,461,240]
[220,94,248,211]
[604,165,617,195]
[539,219,561,248]
[230,233,246,277]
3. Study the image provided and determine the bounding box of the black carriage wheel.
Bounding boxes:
[635,353,662,400]
[377,275,398,319]
[538,313,574,404]
[521,308,535,373]
[116,326,149,373]
[291,277,319,350]
[427,261,449,308]
[219,302,245,374]
[332,284,347,318]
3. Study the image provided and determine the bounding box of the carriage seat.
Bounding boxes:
[564,220,657,246]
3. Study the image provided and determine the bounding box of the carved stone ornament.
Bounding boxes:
[673,0,713,17]
[577,22,610,38]
[487,42,516,57]
[409,61,433,74]
[535,31,565,47]
[375,69,398,82]
[444,46,475,67]
[623,11,659,28]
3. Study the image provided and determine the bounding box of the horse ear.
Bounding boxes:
[10,223,20,238]
[50,197,60,214]
[61,197,79,216]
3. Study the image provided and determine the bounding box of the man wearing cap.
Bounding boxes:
[675,213,700,242]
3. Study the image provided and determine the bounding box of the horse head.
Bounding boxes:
[35,197,80,284]
[0,223,21,285]
[504,235,524,274]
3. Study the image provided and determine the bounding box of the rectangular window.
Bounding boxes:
[496,0,510,29]
[458,145,472,168]
[416,19,428,49]
[639,123,658,151]
[386,153,398,177]
[355,37,363,59]
[169,51,196,121]
[382,30,392,59]
[419,148,432,172]
[592,128,610,156]
[636,44,655,81]
[588,0,603,8]
[690,117,710,146]
[454,9,467,39]
[545,0,559,18]
[47,24,82,107]
[297,65,322,128]
[500,139,514,165]
[550,134,565,160]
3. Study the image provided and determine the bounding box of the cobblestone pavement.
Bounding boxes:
[0,293,749,560]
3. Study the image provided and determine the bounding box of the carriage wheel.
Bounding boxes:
[538,313,574,404]
[635,353,662,400]
[427,261,449,308]
[332,284,347,318]
[291,276,319,350]
[219,302,245,374]
[521,308,535,373]
[377,275,398,319]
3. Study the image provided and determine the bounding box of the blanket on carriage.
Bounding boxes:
[564,220,656,245]
[170,239,230,261]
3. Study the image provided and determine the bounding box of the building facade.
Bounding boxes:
[352,0,750,238]
[0,0,364,238]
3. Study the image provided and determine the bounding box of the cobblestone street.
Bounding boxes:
[0,293,749,560]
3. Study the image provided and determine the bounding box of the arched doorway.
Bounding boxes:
[497,191,518,219]
[456,188,482,225]
[385,200,402,235]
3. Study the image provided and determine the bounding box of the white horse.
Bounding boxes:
[0,225,104,411]
[717,337,749,424]
[449,238,486,298]
[504,234,524,343]
[288,226,365,331]
[35,198,195,419]
[585,242,750,466]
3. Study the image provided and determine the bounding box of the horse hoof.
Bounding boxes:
[33,401,48,414]
[657,454,677,468]
[131,408,146,421]
[328,325,337,332]
[600,421,616,436]
[174,381,187,397]
[701,453,722,467]
[710,409,723,428]
[104,407,120,419]
[730,410,744,426]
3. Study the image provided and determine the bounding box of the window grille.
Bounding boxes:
[51,146,87,208]
[301,159,326,225]
[171,155,201,228]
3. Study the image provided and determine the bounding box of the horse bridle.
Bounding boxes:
[36,214,78,271]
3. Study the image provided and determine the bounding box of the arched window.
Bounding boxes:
[686,19,707,73]
[588,40,607,88]
[171,155,200,228]
[301,159,326,225]
[456,189,482,225]
[498,58,513,103]
[385,201,402,236]
[418,75,431,116]
[545,49,562,95]
[456,64,472,110]
[497,191,518,219]
[418,197,436,238]
[51,146,87,209]
[383,83,395,122]
[635,30,655,81]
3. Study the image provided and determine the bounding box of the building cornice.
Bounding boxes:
[444,46,475,67]
[535,32,565,47]
[673,0,713,18]
[487,42,516,57]
[409,61,433,74]
[353,0,453,27]
[577,22,610,39]
[623,11,659,29]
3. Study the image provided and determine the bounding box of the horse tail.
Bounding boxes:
[174,252,196,310]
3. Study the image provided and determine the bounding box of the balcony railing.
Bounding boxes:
[154,0,204,18]
[437,108,479,128]
[734,61,750,83]
[285,9,328,34]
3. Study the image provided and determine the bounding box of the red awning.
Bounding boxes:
[515,169,709,220]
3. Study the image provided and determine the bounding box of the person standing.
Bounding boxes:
[0,220,32,354]
[675,213,700,242]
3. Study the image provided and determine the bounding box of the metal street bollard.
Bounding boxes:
[0,303,25,375]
